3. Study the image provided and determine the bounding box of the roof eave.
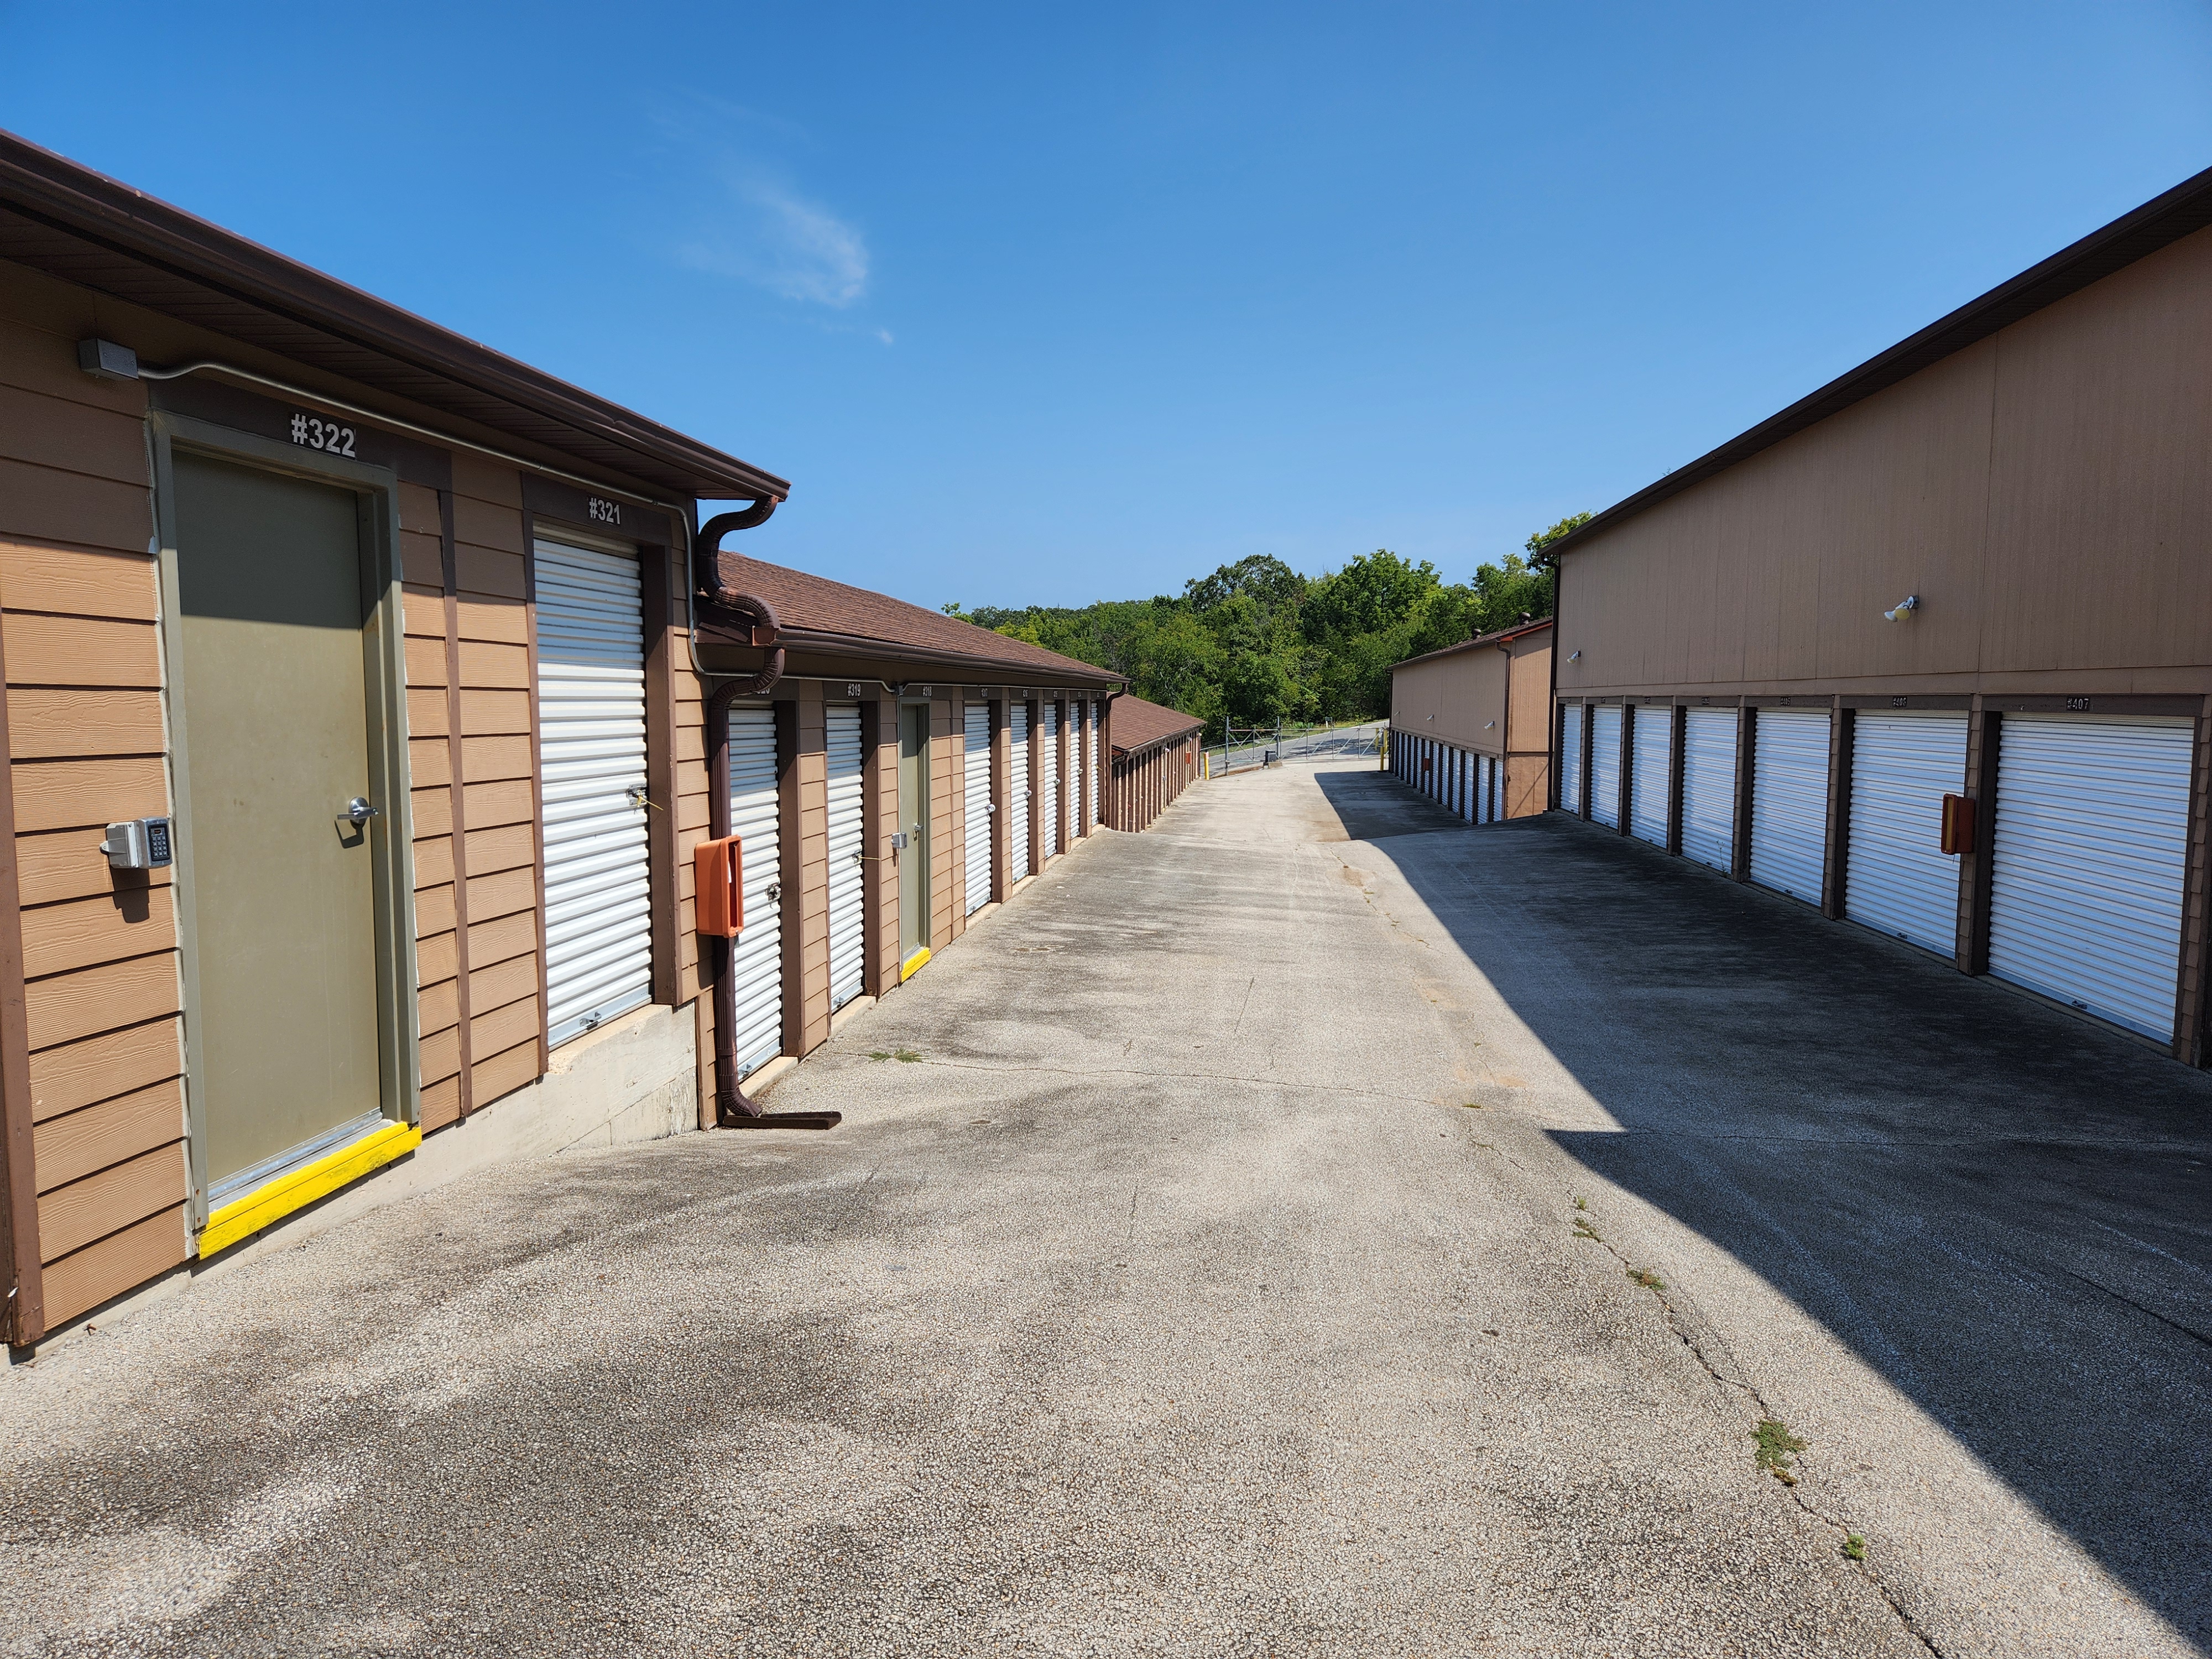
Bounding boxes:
[1543,163,2212,565]
[700,615,1124,685]
[0,128,789,502]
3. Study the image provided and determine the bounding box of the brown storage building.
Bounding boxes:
[1547,165,2212,1063]
[1388,619,1552,823]
[1107,695,1203,833]
[0,132,1126,1349]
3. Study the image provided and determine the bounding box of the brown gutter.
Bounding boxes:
[0,618,41,1347]
[1392,615,1553,672]
[694,622,1123,687]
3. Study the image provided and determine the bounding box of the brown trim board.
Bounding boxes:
[0,613,43,1347]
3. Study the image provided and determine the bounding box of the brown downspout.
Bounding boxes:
[694,504,789,1124]
[1101,690,1123,830]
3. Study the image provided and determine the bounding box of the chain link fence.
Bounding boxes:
[1208,719,1385,776]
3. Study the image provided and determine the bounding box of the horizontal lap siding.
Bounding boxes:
[455,457,542,1108]
[667,552,707,1006]
[1,319,188,1325]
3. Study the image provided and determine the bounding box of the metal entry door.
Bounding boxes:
[1845,712,1966,955]
[826,703,864,1010]
[1590,707,1623,828]
[728,707,782,1077]
[172,453,388,1199]
[1989,716,2192,1040]
[898,705,932,968]
[1009,703,1032,881]
[1560,709,1583,814]
[1679,707,1738,873]
[535,538,651,1045]
[1040,701,1061,859]
[1749,709,1830,904]
[1629,706,1671,847]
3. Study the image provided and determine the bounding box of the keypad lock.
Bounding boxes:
[101,817,172,871]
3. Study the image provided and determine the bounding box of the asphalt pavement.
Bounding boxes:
[1,759,2201,1656]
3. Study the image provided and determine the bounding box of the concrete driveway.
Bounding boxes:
[1,761,2203,1656]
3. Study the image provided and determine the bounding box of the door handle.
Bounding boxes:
[338,796,379,828]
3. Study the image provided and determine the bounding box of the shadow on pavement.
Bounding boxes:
[1314,765,2212,1644]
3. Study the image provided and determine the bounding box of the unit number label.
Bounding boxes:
[289,413,356,457]
[588,497,623,524]
[2064,696,2092,712]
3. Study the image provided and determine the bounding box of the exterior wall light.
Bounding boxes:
[1567,650,1582,661]
[1885,594,1920,622]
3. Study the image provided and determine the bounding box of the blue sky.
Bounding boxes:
[6,3,2210,609]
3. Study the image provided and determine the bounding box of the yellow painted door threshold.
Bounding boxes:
[199,1119,420,1257]
[900,946,932,980]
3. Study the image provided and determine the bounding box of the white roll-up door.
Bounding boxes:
[1590,706,1623,828]
[728,706,783,1077]
[1462,751,1477,822]
[535,538,651,1047]
[1679,707,1738,874]
[1989,716,2193,1040]
[1749,709,1830,905]
[1040,701,1061,859]
[826,703,864,1011]
[1071,701,1086,834]
[963,704,992,914]
[1630,706,1671,847]
[1845,712,1966,956]
[1560,711,1583,815]
[1009,702,1032,882]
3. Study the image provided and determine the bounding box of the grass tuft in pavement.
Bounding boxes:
[1755,1418,1808,1485]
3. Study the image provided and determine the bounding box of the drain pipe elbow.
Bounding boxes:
[697,504,786,1122]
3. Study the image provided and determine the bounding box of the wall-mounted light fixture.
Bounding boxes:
[1884,594,1920,622]
[1567,650,1582,661]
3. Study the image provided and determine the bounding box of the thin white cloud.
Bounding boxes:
[681,170,869,310]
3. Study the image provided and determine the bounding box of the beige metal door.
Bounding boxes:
[898,705,931,968]
[173,453,385,1192]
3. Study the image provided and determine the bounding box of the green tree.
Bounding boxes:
[948,517,1583,742]
[1303,549,1441,640]
[1522,510,1593,574]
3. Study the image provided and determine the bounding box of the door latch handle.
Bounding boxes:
[340,796,379,827]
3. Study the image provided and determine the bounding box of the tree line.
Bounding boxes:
[947,513,1589,742]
